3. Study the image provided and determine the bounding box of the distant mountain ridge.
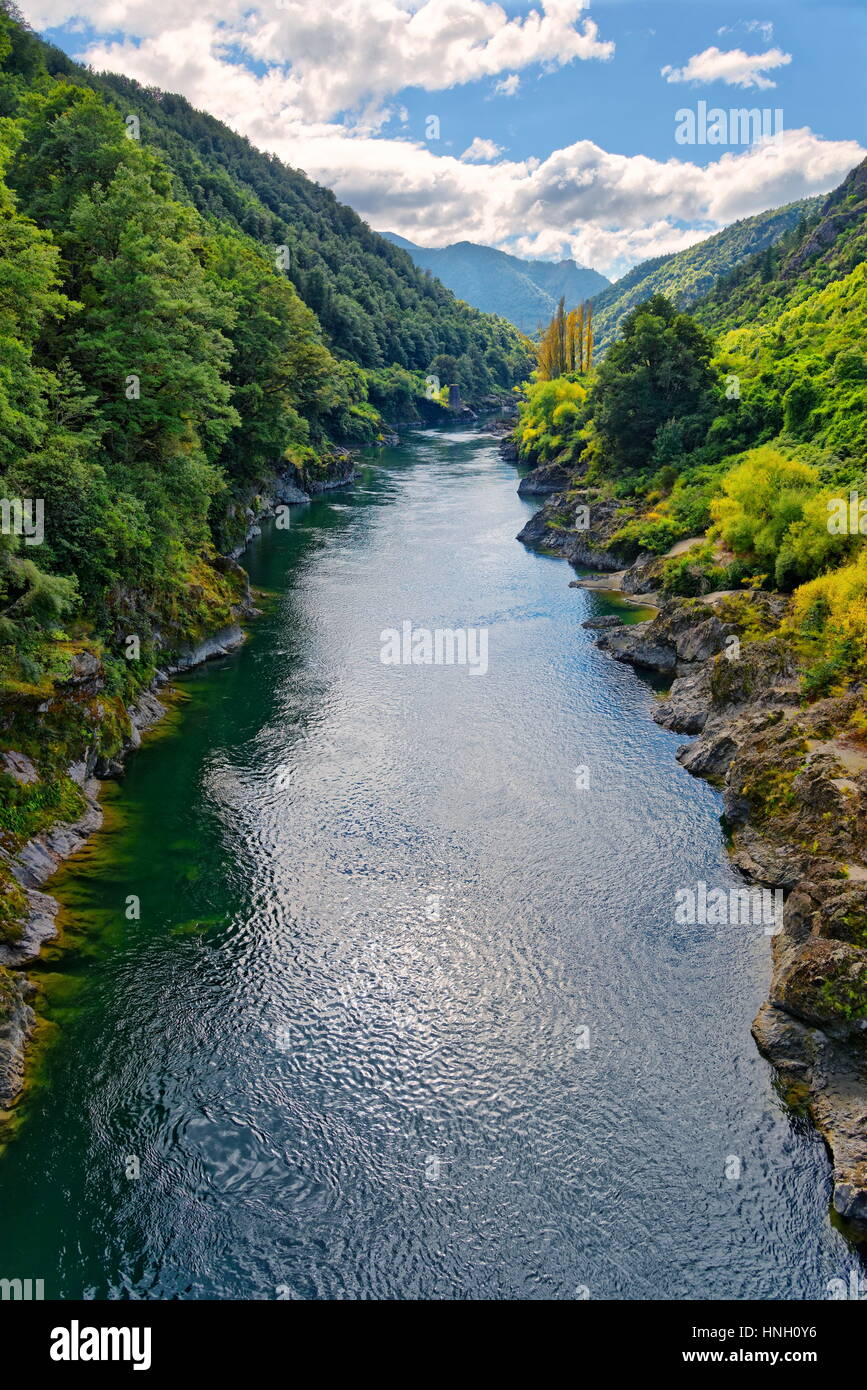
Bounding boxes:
[382,233,609,332]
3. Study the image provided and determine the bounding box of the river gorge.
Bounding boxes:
[0,426,857,1300]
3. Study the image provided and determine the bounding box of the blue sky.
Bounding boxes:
[24,0,867,278]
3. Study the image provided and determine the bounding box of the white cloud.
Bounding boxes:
[746,20,774,43]
[494,73,521,97]
[27,0,613,120]
[718,21,774,42]
[461,136,504,162]
[662,46,792,91]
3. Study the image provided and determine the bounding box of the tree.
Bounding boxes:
[538,298,594,380]
[590,294,716,474]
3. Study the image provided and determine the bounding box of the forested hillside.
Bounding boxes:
[382,233,609,332]
[79,73,531,404]
[590,197,820,352]
[696,157,867,332]
[0,3,530,729]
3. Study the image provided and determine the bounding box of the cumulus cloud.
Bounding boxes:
[662,46,792,91]
[461,136,504,162]
[494,73,521,97]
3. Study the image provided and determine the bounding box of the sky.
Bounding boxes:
[20,0,867,279]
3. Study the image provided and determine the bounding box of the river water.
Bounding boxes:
[0,427,857,1299]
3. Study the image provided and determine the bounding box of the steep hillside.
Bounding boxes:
[383,233,608,331]
[696,157,867,332]
[22,30,531,404]
[591,197,821,352]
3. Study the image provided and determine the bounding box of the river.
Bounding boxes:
[0,426,856,1299]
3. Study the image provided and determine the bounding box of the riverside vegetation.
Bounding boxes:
[0,1,532,1102]
[511,154,867,1225]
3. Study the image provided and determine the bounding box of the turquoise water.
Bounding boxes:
[0,427,857,1299]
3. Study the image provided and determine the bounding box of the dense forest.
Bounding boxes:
[0,0,535,935]
[38,42,532,406]
[515,156,867,695]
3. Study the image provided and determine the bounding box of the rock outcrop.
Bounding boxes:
[0,969,35,1112]
[516,490,635,571]
[517,462,573,496]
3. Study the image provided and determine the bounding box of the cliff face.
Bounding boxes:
[596,590,867,1223]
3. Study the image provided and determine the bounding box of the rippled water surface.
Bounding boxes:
[0,429,856,1299]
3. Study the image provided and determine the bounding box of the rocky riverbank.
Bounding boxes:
[517,478,867,1224]
[0,622,253,1114]
[226,451,359,558]
[0,449,366,1116]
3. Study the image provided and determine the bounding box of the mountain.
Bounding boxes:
[382,233,609,332]
[694,157,867,332]
[590,197,822,352]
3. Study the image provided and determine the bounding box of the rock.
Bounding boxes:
[595,621,678,672]
[772,937,867,1039]
[0,889,59,968]
[817,882,867,946]
[581,615,624,631]
[729,827,805,891]
[0,969,35,1110]
[517,462,572,496]
[655,665,715,735]
[752,1000,812,1080]
[61,650,102,695]
[274,476,310,505]
[9,780,103,896]
[516,493,635,572]
[621,554,666,595]
[130,690,166,735]
[0,751,39,785]
[168,624,245,673]
[753,1002,867,1222]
